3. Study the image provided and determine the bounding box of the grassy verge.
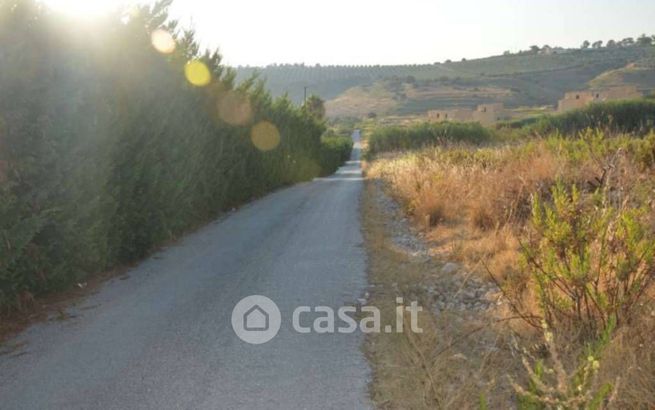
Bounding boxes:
[362,180,522,408]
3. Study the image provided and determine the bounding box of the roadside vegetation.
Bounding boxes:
[367,122,494,156]
[0,0,351,313]
[367,99,655,156]
[505,99,655,136]
[364,100,655,408]
[319,130,354,176]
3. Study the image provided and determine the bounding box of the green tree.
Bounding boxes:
[304,95,326,121]
[637,33,653,46]
[620,37,634,47]
[581,40,590,49]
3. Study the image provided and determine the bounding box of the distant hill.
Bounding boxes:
[235,46,655,117]
[588,54,655,90]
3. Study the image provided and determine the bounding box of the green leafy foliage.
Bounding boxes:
[523,181,655,336]
[367,122,495,155]
[319,136,353,176]
[0,0,329,309]
[303,95,326,121]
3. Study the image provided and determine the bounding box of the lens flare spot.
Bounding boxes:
[184,60,211,87]
[151,29,176,54]
[251,121,281,152]
[218,91,253,126]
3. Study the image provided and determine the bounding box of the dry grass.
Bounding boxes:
[365,136,655,408]
[362,181,524,409]
[367,143,556,284]
[366,139,649,283]
[599,311,655,409]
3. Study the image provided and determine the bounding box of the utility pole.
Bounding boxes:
[303,86,308,106]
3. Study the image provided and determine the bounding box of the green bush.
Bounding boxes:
[523,182,655,337]
[633,132,655,168]
[0,1,325,309]
[367,121,495,155]
[319,136,353,176]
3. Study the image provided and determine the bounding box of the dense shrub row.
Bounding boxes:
[516,99,655,136]
[375,100,655,154]
[366,122,494,155]
[0,1,331,308]
[318,136,354,176]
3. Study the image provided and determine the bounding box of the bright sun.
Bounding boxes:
[41,0,128,18]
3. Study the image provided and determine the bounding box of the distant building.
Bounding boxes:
[473,103,511,126]
[427,108,474,122]
[557,85,642,113]
[557,91,595,112]
[600,85,642,100]
[428,103,511,126]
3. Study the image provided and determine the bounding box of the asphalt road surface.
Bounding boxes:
[0,131,371,409]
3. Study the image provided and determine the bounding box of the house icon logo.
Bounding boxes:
[244,305,269,331]
[231,295,281,344]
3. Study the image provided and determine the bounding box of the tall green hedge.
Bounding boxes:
[0,1,327,308]
[318,136,354,176]
[367,121,494,155]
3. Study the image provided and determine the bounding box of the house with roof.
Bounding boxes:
[557,85,642,113]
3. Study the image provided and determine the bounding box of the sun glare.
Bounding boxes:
[151,29,176,54]
[218,91,252,126]
[251,121,281,152]
[184,60,212,87]
[41,0,124,18]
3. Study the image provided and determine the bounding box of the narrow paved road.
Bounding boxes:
[0,132,371,409]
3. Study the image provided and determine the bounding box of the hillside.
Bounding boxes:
[235,46,655,117]
[589,54,655,90]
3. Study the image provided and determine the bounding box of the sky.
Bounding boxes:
[44,0,655,67]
